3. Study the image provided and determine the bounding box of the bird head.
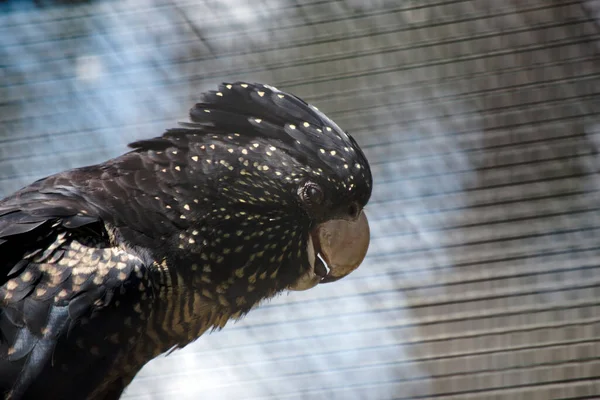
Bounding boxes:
[129,82,372,310]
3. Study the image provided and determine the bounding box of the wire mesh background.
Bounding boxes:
[1,0,600,399]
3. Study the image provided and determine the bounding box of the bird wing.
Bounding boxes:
[0,177,154,399]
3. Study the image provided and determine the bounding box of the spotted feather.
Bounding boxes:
[0,82,373,399]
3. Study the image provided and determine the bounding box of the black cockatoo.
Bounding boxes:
[0,82,372,399]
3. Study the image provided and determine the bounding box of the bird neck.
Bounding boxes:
[138,258,234,354]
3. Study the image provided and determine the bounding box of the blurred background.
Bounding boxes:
[1,0,599,398]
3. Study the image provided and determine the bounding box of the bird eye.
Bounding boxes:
[347,202,360,219]
[300,182,324,207]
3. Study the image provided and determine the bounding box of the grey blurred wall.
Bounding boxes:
[1,0,599,399]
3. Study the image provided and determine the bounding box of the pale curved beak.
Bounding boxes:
[289,211,370,291]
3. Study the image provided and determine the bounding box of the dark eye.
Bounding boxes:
[301,182,324,206]
[347,202,360,219]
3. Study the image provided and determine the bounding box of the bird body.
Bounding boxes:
[0,82,372,399]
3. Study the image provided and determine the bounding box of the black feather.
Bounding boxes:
[8,328,37,362]
[5,285,35,304]
[21,299,51,336]
[9,306,69,399]
[6,261,29,279]
[2,307,25,328]
[61,215,98,229]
